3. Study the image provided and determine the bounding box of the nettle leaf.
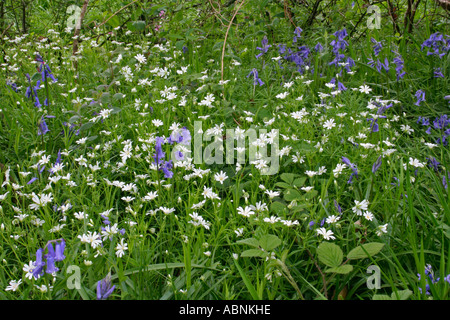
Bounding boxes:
[240,249,267,258]
[347,242,385,260]
[317,242,344,268]
[258,234,281,251]
[236,238,259,248]
[284,188,301,202]
[325,264,353,274]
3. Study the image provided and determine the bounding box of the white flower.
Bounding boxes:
[23,261,35,280]
[115,238,128,258]
[135,53,147,64]
[214,171,228,184]
[376,223,388,236]
[316,227,336,240]
[159,207,176,215]
[0,192,9,201]
[363,211,374,221]
[5,279,22,291]
[142,191,158,201]
[265,190,280,199]
[323,119,336,130]
[333,163,347,177]
[326,215,340,224]
[237,206,255,218]
[276,91,289,99]
[359,84,372,94]
[400,124,414,135]
[305,170,317,178]
[409,157,425,168]
[264,216,281,224]
[352,199,369,216]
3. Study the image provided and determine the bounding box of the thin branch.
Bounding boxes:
[221,0,246,83]
[96,0,139,30]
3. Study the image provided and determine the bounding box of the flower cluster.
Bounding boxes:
[29,240,66,279]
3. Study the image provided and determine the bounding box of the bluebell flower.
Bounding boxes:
[421,32,450,58]
[414,89,425,106]
[372,156,382,174]
[32,248,46,279]
[371,38,383,57]
[45,245,59,274]
[256,36,271,59]
[153,136,166,165]
[334,200,342,215]
[342,156,358,184]
[247,68,264,86]
[392,53,406,80]
[426,157,440,172]
[97,274,115,300]
[161,160,173,178]
[38,116,49,135]
[27,177,38,184]
[337,81,347,91]
[434,68,444,78]
[314,42,323,52]
[35,54,57,83]
[293,27,302,43]
[55,241,66,262]
[6,79,18,92]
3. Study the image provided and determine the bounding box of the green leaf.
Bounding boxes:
[284,188,301,201]
[31,72,42,81]
[280,173,298,184]
[236,237,259,248]
[131,20,146,31]
[258,234,281,251]
[79,122,94,131]
[240,249,267,258]
[270,201,286,214]
[69,115,81,124]
[324,264,353,274]
[373,294,392,300]
[317,242,344,268]
[113,93,125,100]
[100,92,111,103]
[347,242,385,260]
[274,182,291,189]
[233,260,259,300]
[292,177,306,187]
[391,289,412,300]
